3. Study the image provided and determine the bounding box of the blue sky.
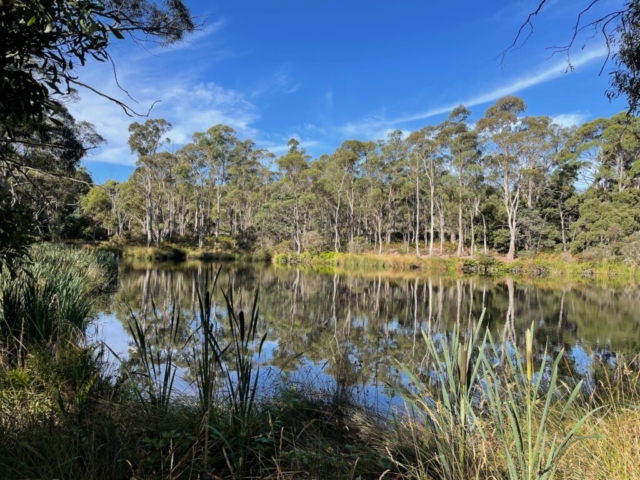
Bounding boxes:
[73,0,628,184]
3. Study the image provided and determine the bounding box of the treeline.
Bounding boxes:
[39,96,640,260]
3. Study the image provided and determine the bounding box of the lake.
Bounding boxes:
[94,260,640,408]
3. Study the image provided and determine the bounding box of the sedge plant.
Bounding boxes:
[480,323,601,480]
[397,312,487,480]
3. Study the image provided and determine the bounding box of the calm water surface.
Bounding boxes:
[94,261,640,407]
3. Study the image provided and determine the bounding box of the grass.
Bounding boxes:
[1,244,640,479]
[88,236,638,281]
[0,243,116,367]
[273,249,640,280]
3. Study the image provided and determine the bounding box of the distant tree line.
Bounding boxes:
[72,96,640,261]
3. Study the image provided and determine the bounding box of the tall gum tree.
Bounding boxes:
[477,96,528,260]
[438,106,480,257]
[127,119,172,246]
[408,125,441,256]
[275,139,311,254]
[192,125,239,243]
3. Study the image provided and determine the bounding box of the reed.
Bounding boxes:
[393,316,602,479]
[0,244,115,366]
[396,315,486,479]
[194,269,267,476]
[480,324,600,480]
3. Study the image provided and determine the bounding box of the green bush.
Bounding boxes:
[0,244,115,366]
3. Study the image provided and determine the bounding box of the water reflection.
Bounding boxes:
[96,262,640,401]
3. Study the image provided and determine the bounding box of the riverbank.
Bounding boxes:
[71,236,639,279]
[85,241,270,262]
[273,250,638,279]
[86,239,639,280]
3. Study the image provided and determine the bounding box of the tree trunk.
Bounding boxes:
[215,185,222,243]
[457,181,463,257]
[559,208,567,252]
[415,176,420,256]
[482,214,488,254]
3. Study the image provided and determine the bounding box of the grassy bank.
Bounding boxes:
[273,250,638,279]
[82,237,638,281]
[1,246,640,479]
[107,243,270,263]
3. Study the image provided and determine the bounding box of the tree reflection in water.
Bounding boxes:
[97,261,640,404]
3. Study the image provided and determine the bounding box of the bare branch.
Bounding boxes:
[499,0,549,65]
[68,79,160,117]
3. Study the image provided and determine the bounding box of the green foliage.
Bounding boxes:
[398,317,486,479]
[396,318,600,480]
[481,324,600,480]
[0,244,115,366]
[0,197,34,276]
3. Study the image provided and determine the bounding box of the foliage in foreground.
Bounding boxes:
[0,244,116,366]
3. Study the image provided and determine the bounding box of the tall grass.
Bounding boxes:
[112,266,268,477]
[395,316,603,479]
[481,325,599,480]
[398,317,487,479]
[0,244,116,366]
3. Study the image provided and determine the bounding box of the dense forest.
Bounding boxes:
[13,96,640,262]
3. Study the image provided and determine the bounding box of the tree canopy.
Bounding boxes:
[0,0,195,271]
[73,99,640,263]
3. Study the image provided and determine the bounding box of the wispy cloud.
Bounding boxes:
[70,47,260,166]
[339,46,608,138]
[552,112,589,127]
[71,22,309,166]
[249,68,300,98]
[263,139,319,154]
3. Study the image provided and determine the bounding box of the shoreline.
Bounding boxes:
[74,241,639,280]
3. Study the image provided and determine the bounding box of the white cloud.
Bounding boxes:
[70,71,259,165]
[551,112,589,127]
[68,24,265,166]
[265,140,319,154]
[339,46,608,138]
[249,69,299,98]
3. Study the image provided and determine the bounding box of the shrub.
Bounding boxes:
[0,244,115,366]
[302,230,327,255]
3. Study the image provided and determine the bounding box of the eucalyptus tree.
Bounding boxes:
[274,139,312,253]
[438,106,481,256]
[542,153,580,252]
[378,130,409,246]
[565,112,640,250]
[361,147,389,254]
[316,151,348,252]
[511,116,566,252]
[408,125,441,256]
[176,142,207,246]
[336,140,376,245]
[571,113,640,192]
[128,119,172,246]
[477,96,528,260]
[226,143,274,240]
[192,125,240,243]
